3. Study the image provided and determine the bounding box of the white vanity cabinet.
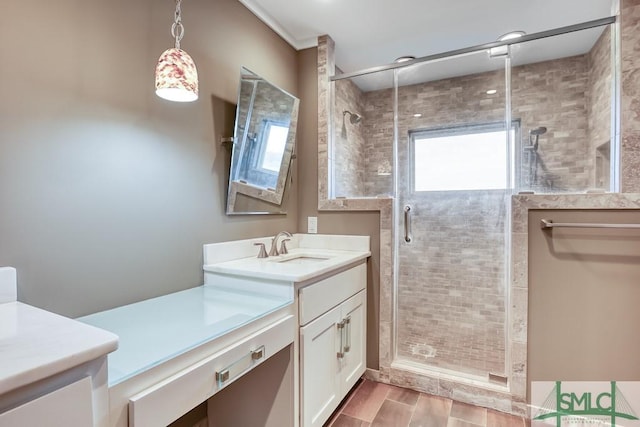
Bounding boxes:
[202,234,371,427]
[0,376,94,427]
[0,265,118,427]
[298,262,366,427]
[80,283,295,427]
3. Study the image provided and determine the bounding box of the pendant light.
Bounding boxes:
[155,0,199,102]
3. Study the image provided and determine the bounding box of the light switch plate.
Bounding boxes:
[308,217,318,234]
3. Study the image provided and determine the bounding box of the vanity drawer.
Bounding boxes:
[298,262,366,326]
[0,376,93,427]
[128,314,294,427]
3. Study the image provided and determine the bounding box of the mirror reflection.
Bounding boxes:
[227,67,299,215]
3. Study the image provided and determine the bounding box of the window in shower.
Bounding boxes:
[411,123,518,192]
[258,121,289,173]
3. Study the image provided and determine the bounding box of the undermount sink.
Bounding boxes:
[203,235,371,282]
[274,255,330,264]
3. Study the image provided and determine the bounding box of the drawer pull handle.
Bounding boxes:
[216,369,230,382]
[215,345,266,385]
[344,316,351,353]
[337,320,346,358]
[251,347,264,360]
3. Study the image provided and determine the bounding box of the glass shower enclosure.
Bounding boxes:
[329,19,618,387]
[394,50,511,382]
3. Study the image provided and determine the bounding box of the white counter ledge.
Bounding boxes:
[79,284,293,387]
[203,234,371,283]
[0,302,118,396]
[204,248,370,282]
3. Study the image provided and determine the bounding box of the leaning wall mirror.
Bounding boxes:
[226,67,300,215]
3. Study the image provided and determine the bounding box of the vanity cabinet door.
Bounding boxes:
[0,377,93,427]
[300,304,342,427]
[339,290,366,396]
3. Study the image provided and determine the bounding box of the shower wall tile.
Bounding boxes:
[511,56,590,192]
[511,287,528,344]
[621,0,640,132]
[379,227,393,324]
[512,197,531,234]
[621,134,640,188]
[511,233,528,290]
[355,53,600,196]
[384,367,528,416]
[587,27,613,189]
[379,320,392,367]
[364,368,382,382]
[387,63,511,381]
[509,375,527,410]
[334,78,367,197]
[378,366,391,384]
[622,0,640,191]
[621,71,640,128]
[363,69,506,197]
[514,193,640,210]
[317,35,334,203]
[395,190,508,378]
[511,342,527,378]
[362,88,395,196]
[389,368,439,396]
[437,379,517,415]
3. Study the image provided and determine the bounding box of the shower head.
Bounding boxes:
[528,126,547,152]
[343,110,362,124]
[529,126,547,136]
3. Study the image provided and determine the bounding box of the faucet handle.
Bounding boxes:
[254,243,268,258]
[268,238,279,257]
[279,238,290,255]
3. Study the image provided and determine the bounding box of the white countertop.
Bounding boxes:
[79,285,292,386]
[203,248,371,282]
[0,302,118,396]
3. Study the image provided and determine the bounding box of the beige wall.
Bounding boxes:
[527,209,640,398]
[297,48,382,369]
[0,0,299,317]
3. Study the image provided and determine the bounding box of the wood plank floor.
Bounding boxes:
[324,379,526,427]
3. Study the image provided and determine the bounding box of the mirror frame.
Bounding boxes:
[226,67,299,215]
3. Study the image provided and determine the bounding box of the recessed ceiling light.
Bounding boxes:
[486,89,497,95]
[413,113,422,118]
[498,31,526,42]
[395,56,416,63]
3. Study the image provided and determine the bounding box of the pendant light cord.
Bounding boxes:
[171,0,184,50]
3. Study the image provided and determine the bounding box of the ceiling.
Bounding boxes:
[349,25,607,91]
[238,0,615,76]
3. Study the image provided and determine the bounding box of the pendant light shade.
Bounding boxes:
[155,0,198,102]
[155,47,198,102]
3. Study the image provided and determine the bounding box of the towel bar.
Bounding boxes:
[541,219,640,230]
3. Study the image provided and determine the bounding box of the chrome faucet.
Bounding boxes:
[269,231,292,256]
[253,242,268,258]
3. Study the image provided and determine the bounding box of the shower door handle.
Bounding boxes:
[404,205,412,243]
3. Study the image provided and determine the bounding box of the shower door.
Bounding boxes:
[393,52,511,382]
